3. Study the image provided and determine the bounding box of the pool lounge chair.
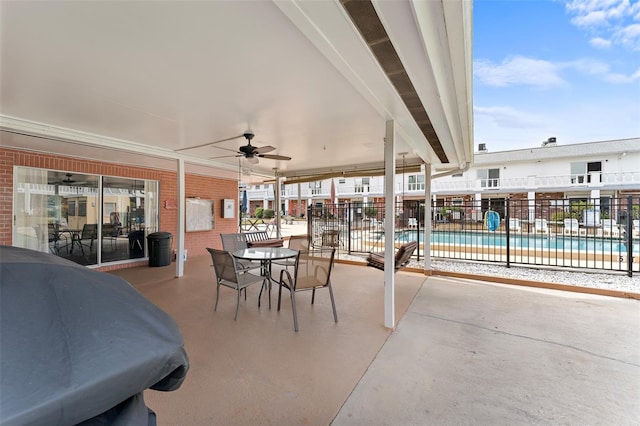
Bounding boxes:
[597,219,619,238]
[563,218,579,236]
[366,241,418,273]
[632,220,639,239]
[533,219,549,235]
[508,218,521,233]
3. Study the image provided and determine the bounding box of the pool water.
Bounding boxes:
[395,230,639,254]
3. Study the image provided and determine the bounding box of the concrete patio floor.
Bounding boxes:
[110,253,640,425]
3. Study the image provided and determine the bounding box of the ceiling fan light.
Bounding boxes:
[248,156,259,164]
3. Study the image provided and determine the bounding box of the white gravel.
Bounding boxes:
[341,254,640,294]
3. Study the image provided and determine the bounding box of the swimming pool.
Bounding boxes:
[395,230,640,255]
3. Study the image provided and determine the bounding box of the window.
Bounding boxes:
[309,181,321,195]
[408,175,425,191]
[355,177,370,193]
[13,167,158,267]
[570,161,601,184]
[478,168,500,188]
[78,199,87,217]
[570,162,586,184]
[338,178,346,184]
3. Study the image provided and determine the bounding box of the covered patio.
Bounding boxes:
[111,258,639,425]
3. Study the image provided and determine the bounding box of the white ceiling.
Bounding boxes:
[0,0,473,181]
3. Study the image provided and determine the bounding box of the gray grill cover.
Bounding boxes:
[0,246,188,425]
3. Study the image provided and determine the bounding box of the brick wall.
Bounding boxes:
[0,147,238,268]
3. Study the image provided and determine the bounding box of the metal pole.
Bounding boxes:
[506,198,510,268]
[627,196,633,277]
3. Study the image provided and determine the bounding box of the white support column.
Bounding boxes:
[424,163,432,272]
[384,120,396,329]
[475,193,482,222]
[176,158,185,277]
[528,191,536,225]
[275,174,282,238]
[297,183,302,217]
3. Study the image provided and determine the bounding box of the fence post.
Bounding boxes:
[416,200,421,261]
[505,198,511,268]
[347,202,351,253]
[627,196,633,277]
[307,205,312,240]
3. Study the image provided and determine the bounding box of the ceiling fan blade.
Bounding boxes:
[175,133,244,152]
[211,145,241,154]
[208,154,242,160]
[253,145,275,154]
[258,154,291,161]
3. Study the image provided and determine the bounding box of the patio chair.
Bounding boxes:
[508,218,521,233]
[633,220,639,239]
[597,219,619,238]
[220,233,261,273]
[102,223,120,248]
[207,248,268,321]
[366,241,418,273]
[563,218,579,236]
[47,223,68,254]
[73,224,97,254]
[320,228,340,248]
[533,219,549,235]
[277,248,337,332]
[272,234,310,270]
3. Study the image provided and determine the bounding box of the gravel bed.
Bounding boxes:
[340,254,640,294]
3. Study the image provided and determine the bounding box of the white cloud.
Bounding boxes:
[565,0,640,50]
[475,55,638,88]
[603,66,640,81]
[589,36,613,47]
[474,106,545,128]
[474,56,565,88]
[614,22,640,49]
[562,58,640,82]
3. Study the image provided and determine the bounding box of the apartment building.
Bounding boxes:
[246,138,640,220]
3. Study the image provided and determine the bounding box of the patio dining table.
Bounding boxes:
[233,247,298,308]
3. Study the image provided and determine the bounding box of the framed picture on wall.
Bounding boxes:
[223,199,235,219]
[185,198,214,232]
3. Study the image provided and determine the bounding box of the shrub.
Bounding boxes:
[263,209,275,219]
[364,206,378,218]
[255,207,264,219]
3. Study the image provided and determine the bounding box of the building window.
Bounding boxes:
[355,177,370,193]
[309,181,321,195]
[408,174,425,191]
[338,178,346,184]
[571,161,602,184]
[13,166,158,267]
[478,168,500,188]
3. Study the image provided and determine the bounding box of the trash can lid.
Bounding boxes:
[147,232,173,240]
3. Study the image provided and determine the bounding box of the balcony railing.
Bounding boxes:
[246,171,640,201]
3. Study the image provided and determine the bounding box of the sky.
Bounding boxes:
[473,0,640,152]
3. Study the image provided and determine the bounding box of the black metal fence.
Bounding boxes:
[308,197,640,276]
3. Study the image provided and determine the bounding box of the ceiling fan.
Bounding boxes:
[176,130,292,164]
[50,173,76,184]
[227,131,291,164]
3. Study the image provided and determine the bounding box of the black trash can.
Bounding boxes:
[147,232,173,267]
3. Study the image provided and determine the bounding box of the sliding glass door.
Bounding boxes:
[13,167,158,267]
